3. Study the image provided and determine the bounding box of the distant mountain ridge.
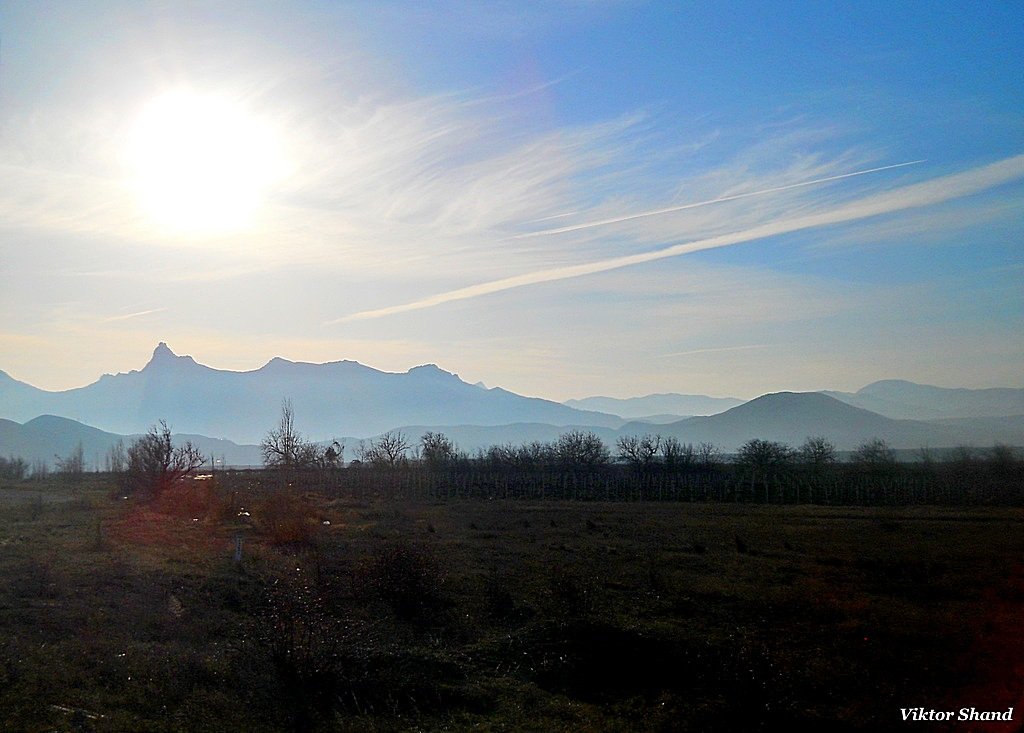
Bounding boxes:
[564,393,745,419]
[823,380,1024,420]
[596,391,1022,453]
[2,347,1021,456]
[0,343,623,444]
[383,392,1024,453]
[638,392,945,451]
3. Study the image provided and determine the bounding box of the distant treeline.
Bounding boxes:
[247,430,1024,507]
[4,426,1022,505]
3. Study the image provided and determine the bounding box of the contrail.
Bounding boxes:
[510,159,926,239]
[658,344,771,359]
[102,308,167,322]
[331,154,1024,323]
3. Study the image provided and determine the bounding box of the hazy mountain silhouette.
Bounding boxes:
[621,391,1022,452]
[389,393,1024,453]
[0,415,262,470]
[823,380,1024,420]
[4,398,1022,469]
[0,343,623,444]
[0,415,125,469]
[3,349,1021,457]
[565,393,744,419]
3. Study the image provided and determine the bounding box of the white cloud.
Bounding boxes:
[337,154,1024,321]
[509,160,925,240]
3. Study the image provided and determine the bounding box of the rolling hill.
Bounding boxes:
[619,391,1023,452]
[0,415,263,470]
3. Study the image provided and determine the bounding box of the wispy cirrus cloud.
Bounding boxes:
[509,159,925,240]
[335,154,1024,322]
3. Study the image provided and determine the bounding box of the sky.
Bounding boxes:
[1,1,1022,401]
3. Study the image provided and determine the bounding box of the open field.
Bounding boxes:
[0,475,1021,732]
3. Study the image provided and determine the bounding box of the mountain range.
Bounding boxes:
[1,344,1021,467]
[0,343,621,444]
[564,393,745,420]
[823,380,1024,420]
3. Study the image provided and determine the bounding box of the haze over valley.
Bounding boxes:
[2,343,1021,468]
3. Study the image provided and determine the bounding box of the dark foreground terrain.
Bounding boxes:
[0,475,1021,732]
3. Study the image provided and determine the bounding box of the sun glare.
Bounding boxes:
[127,90,286,236]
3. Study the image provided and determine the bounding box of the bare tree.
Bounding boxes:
[799,436,836,468]
[989,443,1018,475]
[0,456,28,480]
[421,431,457,469]
[617,434,660,474]
[124,421,205,496]
[261,399,324,470]
[696,442,722,470]
[322,441,344,469]
[105,439,127,474]
[30,458,49,481]
[737,439,794,502]
[851,438,896,471]
[520,440,554,467]
[359,430,410,468]
[56,441,85,481]
[554,430,609,470]
[661,437,694,471]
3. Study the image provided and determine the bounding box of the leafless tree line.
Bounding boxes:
[246,401,1022,505]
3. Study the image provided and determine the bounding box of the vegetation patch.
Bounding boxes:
[0,474,1021,730]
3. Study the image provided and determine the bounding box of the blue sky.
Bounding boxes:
[1,1,1021,399]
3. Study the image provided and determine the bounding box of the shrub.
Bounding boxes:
[123,421,205,497]
[0,456,28,480]
[252,567,346,728]
[355,540,447,626]
[255,491,318,547]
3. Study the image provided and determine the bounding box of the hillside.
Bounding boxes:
[0,415,262,470]
[629,392,967,452]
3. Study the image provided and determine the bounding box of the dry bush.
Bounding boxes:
[254,491,319,547]
[151,477,231,522]
[354,540,448,626]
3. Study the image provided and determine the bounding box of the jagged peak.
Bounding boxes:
[153,341,176,359]
[144,342,196,369]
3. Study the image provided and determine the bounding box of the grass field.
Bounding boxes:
[0,475,1021,731]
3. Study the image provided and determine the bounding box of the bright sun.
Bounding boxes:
[127,90,285,236]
